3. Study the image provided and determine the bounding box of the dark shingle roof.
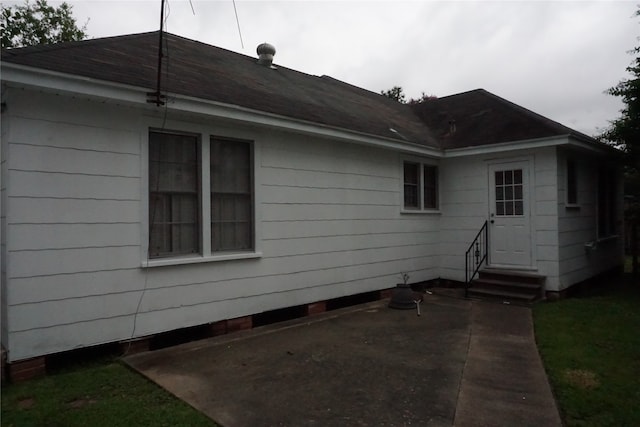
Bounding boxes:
[1,31,439,148]
[2,33,605,152]
[410,89,598,149]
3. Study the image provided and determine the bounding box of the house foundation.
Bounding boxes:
[7,356,46,383]
[306,301,327,315]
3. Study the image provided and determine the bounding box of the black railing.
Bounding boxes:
[465,220,488,298]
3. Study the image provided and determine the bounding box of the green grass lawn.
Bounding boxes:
[1,358,217,427]
[533,277,640,427]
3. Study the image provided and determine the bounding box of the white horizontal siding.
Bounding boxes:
[263,218,436,240]
[9,170,139,200]
[532,148,560,288]
[8,198,139,224]
[437,156,489,281]
[437,148,561,287]
[557,148,624,288]
[4,90,440,361]
[8,223,140,251]
[1,96,9,348]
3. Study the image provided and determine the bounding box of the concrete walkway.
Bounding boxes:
[124,292,562,427]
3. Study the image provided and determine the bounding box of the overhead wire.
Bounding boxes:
[232,0,244,49]
[127,0,172,353]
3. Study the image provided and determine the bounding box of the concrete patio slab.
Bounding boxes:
[124,292,561,427]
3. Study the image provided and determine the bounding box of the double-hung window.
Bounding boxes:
[149,130,254,260]
[403,161,439,211]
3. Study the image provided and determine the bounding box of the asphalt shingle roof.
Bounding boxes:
[1,31,439,148]
[410,89,598,149]
[2,32,602,151]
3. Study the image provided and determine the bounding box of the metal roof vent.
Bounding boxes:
[257,42,277,69]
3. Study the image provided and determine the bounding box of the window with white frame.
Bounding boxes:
[403,161,439,211]
[566,159,578,206]
[149,130,254,259]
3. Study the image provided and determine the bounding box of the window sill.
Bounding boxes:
[565,204,580,210]
[400,209,441,215]
[597,235,618,244]
[142,251,263,268]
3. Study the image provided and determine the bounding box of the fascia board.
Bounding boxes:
[2,62,149,103]
[1,62,442,158]
[443,135,572,157]
[566,136,623,156]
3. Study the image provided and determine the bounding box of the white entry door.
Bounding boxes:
[488,161,532,267]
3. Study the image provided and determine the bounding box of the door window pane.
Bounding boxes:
[505,170,513,185]
[514,169,522,184]
[514,201,524,215]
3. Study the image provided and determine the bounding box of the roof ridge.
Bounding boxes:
[1,31,160,57]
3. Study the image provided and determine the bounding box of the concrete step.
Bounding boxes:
[472,278,542,293]
[467,287,538,304]
[468,268,546,305]
[479,268,545,285]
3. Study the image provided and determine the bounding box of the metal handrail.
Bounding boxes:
[465,220,488,298]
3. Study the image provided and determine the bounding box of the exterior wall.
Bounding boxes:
[557,148,624,289]
[3,89,440,361]
[1,92,9,349]
[439,147,561,290]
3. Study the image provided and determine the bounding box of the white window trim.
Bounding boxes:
[140,117,262,267]
[565,158,580,209]
[400,157,441,214]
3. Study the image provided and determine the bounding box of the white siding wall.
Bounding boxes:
[4,89,440,361]
[439,147,561,290]
[534,147,561,290]
[1,94,9,348]
[557,148,624,289]
[438,156,487,281]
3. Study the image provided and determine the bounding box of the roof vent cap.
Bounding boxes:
[257,42,277,69]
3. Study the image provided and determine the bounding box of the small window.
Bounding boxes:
[403,161,439,211]
[567,160,578,205]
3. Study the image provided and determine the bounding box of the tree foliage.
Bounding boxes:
[1,0,88,48]
[601,11,640,173]
[381,86,437,104]
[381,86,406,103]
[601,9,640,275]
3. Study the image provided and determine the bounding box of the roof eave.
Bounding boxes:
[1,62,442,158]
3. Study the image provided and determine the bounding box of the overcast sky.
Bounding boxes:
[7,1,639,136]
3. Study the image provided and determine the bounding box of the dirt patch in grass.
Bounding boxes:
[563,369,600,390]
[68,397,97,409]
[17,398,35,410]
